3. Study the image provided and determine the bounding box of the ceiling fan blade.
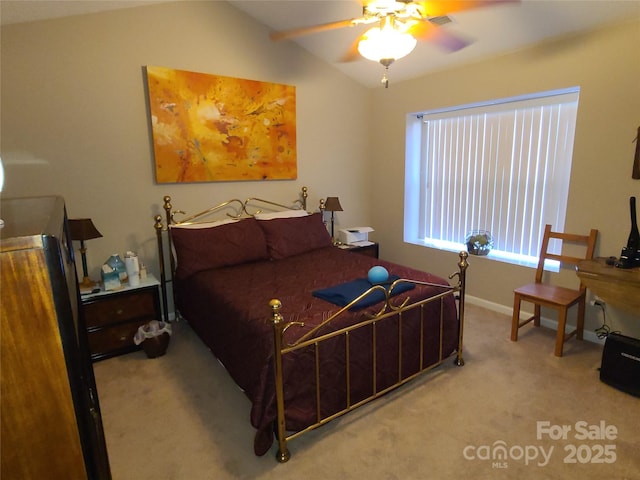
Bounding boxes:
[408,20,471,52]
[415,0,518,17]
[270,18,364,41]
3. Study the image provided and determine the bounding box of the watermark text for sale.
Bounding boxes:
[463,420,618,469]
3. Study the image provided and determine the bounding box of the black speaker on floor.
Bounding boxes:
[600,333,640,397]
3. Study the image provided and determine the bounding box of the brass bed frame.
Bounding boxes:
[153,187,468,462]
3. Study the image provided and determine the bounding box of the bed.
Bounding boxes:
[153,187,468,462]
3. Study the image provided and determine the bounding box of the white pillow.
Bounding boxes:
[171,218,240,229]
[254,209,309,220]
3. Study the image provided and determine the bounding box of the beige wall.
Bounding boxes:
[370,19,640,338]
[1,1,371,280]
[2,2,638,337]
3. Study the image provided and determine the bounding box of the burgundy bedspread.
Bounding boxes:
[175,246,459,455]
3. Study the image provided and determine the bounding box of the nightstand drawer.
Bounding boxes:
[87,321,143,360]
[83,289,156,328]
[343,243,379,259]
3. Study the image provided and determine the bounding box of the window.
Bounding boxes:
[404,88,580,268]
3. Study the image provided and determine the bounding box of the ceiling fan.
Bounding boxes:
[270,0,518,87]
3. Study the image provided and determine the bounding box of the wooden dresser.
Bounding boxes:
[0,196,111,479]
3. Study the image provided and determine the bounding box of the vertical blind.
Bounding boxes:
[407,89,579,266]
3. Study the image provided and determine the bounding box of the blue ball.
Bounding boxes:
[368,265,389,284]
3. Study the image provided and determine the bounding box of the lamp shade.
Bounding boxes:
[324,197,343,212]
[358,23,417,63]
[68,218,102,241]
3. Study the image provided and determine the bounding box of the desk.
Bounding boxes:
[576,258,640,315]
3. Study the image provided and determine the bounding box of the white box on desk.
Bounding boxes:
[338,227,374,245]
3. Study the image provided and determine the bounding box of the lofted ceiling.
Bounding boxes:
[2,1,639,88]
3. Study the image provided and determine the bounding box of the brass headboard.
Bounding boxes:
[153,186,310,319]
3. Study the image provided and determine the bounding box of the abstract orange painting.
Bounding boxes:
[145,66,297,183]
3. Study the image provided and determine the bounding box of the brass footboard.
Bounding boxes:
[269,251,469,462]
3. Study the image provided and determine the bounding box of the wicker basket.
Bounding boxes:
[141,332,170,358]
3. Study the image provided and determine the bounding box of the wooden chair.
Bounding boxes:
[510,224,598,357]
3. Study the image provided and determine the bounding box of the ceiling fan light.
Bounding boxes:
[357,25,417,63]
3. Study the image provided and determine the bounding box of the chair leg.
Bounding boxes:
[555,308,568,357]
[533,304,541,327]
[511,295,522,342]
[576,298,586,341]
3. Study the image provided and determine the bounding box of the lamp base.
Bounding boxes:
[78,276,100,294]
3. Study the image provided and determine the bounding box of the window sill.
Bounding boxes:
[405,238,557,271]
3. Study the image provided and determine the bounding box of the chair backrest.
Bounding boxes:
[534,224,598,289]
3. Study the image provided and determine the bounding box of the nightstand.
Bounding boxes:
[339,242,379,259]
[81,274,162,361]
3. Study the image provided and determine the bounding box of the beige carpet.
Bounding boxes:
[93,304,639,479]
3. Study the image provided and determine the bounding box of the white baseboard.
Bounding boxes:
[465,295,605,345]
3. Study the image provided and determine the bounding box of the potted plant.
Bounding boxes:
[465,230,493,256]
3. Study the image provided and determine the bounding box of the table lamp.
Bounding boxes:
[69,218,102,289]
[323,197,343,241]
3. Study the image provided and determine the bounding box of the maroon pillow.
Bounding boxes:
[170,217,268,280]
[257,212,332,259]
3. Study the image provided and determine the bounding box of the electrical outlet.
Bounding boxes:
[590,296,605,308]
